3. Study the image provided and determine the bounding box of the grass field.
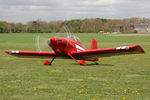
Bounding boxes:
[0,33,150,100]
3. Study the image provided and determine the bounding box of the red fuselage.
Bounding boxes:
[47,37,87,56]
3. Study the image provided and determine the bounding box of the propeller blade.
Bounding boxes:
[35,36,50,51]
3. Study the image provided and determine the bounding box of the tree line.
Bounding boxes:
[0,17,150,33]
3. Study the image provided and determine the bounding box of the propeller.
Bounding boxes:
[63,25,71,36]
[35,25,77,52]
[35,35,50,52]
[63,25,73,46]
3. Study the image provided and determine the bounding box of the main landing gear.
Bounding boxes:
[68,53,86,65]
[43,54,98,66]
[44,55,56,65]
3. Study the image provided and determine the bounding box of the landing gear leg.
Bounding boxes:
[44,55,56,65]
[68,53,86,65]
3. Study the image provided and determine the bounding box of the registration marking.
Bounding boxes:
[116,46,129,50]
[10,50,19,54]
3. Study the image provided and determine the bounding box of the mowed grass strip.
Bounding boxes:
[0,33,150,100]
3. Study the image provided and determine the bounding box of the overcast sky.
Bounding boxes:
[0,0,150,23]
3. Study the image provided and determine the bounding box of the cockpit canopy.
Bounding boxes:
[67,35,82,43]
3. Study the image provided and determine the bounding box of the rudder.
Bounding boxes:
[90,38,98,49]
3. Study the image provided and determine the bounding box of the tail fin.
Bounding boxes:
[90,38,98,49]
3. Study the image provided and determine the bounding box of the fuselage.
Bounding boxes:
[47,37,88,56]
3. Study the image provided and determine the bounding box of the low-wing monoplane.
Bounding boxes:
[5,36,145,65]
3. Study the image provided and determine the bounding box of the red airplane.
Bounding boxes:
[5,36,145,65]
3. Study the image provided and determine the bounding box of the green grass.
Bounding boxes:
[0,33,150,100]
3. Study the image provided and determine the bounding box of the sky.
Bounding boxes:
[0,0,150,23]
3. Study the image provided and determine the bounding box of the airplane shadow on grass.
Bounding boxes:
[72,63,114,66]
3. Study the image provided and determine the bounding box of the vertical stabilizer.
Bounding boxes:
[90,38,98,49]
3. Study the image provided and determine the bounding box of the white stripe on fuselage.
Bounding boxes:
[75,44,85,51]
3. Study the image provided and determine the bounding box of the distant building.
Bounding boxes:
[112,23,150,33]
[97,31,105,34]
[112,24,124,32]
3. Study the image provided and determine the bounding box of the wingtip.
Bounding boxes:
[135,45,145,54]
[4,50,9,53]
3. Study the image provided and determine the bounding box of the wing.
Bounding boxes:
[5,50,55,58]
[71,45,145,59]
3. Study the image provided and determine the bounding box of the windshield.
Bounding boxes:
[67,35,82,43]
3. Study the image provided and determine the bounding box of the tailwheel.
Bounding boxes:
[95,62,99,65]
